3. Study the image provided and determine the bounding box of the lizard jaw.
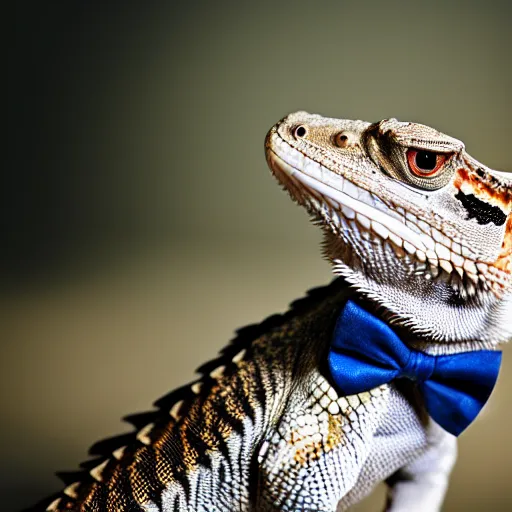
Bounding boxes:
[268,148,427,252]
[267,143,510,299]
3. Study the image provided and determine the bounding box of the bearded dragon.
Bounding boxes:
[28,112,511,512]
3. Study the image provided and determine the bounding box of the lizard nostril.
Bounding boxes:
[334,132,350,148]
[293,125,308,139]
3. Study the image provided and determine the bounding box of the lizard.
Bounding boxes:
[26,112,512,512]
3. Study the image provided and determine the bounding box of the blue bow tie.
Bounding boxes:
[328,300,502,436]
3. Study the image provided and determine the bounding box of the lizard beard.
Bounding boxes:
[321,229,512,352]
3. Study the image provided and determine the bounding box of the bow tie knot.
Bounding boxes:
[328,300,502,436]
[402,350,435,382]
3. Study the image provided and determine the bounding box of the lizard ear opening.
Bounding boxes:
[495,214,512,275]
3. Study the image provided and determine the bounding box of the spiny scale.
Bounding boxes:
[27,279,354,512]
[26,113,512,512]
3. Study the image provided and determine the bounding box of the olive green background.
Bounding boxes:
[5,1,512,510]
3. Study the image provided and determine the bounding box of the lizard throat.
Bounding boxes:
[267,145,510,299]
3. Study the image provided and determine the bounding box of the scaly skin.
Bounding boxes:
[266,113,511,349]
[29,113,511,512]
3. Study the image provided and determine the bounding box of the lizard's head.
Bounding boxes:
[266,111,512,347]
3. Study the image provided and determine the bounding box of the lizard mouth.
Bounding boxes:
[266,143,510,299]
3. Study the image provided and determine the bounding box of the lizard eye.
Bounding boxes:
[293,125,308,139]
[407,149,447,178]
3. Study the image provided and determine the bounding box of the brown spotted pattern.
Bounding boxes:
[28,280,354,512]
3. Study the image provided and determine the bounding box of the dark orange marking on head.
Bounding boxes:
[454,168,512,212]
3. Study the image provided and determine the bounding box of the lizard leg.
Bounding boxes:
[385,424,457,512]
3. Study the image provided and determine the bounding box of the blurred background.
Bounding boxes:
[5,1,512,510]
